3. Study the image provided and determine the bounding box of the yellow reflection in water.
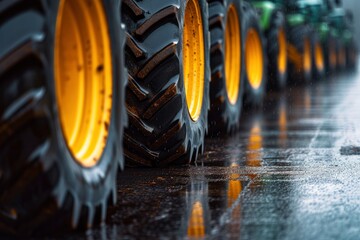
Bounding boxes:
[227,162,242,236]
[304,87,311,114]
[279,99,288,147]
[187,201,205,238]
[227,162,242,207]
[246,123,263,179]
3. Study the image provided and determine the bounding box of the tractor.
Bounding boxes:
[249,0,288,89]
[327,3,358,70]
[250,0,327,85]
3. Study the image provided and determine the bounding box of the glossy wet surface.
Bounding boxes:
[64,69,360,240]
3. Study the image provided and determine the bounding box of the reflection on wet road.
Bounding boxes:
[65,70,360,239]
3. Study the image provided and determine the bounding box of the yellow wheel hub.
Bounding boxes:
[303,38,311,72]
[54,0,113,167]
[183,0,205,121]
[225,4,241,105]
[278,28,287,74]
[315,42,324,71]
[245,29,263,90]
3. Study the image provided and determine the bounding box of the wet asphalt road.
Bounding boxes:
[60,68,360,240]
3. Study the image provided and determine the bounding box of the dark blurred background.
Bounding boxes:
[343,0,360,45]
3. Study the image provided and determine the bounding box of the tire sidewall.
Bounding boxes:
[303,31,312,83]
[267,11,287,89]
[325,36,336,74]
[310,31,325,80]
[242,3,267,106]
[178,0,210,161]
[223,0,245,125]
[44,0,123,204]
[288,25,312,84]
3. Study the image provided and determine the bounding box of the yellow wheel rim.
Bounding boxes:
[278,28,287,74]
[303,38,311,72]
[315,42,324,71]
[183,0,205,121]
[225,4,241,105]
[245,29,263,90]
[54,0,113,167]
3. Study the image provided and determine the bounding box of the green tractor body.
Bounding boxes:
[247,0,289,88]
[324,0,357,69]
[250,0,307,29]
[328,7,354,45]
[302,1,329,41]
[250,1,281,30]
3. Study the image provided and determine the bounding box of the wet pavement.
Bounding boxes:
[61,68,360,240]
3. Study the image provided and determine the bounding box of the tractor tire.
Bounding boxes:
[122,0,210,166]
[311,32,325,80]
[207,0,244,135]
[336,40,346,71]
[0,0,126,236]
[287,25,312,84]
[266,11,287,90]
[242,2,267,107]
[346,40,357,70]
[324,36,337,74]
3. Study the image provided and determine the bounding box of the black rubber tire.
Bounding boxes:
[287,25,312,84]
[0,0,126,236]
[346,40,357,70]
[336,40,346,71]
[324,36,337,75]
[121,0,210,166]
[266,11,287,90]
[242,2,267,107]
[207,0,244,135]
[311,31,325,80]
